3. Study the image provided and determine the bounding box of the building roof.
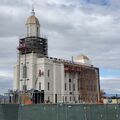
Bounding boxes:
[75,54,90,60]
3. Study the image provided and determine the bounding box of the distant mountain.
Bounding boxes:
[104,93,120,98]
[0,95,4,98]
[0,95,8,99]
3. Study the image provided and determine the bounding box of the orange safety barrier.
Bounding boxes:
[25,99,33,105]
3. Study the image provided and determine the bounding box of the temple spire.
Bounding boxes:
[26,6,40,37]
[31,5,35,16]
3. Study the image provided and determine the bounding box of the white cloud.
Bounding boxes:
[0,71,13,79]
[100,77,120,94]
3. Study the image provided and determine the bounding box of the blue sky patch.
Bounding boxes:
[100,68,120,78]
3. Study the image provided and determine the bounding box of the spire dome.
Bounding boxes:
[74,54,91,65]
[26,9,40,25]
[26,9,40,37]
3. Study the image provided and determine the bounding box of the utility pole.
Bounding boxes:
[116,94,118,104]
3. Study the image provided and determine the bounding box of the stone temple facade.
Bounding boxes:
[13,9,100,103]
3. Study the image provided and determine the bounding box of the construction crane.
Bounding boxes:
[30,70,44,104]
[31,75,39,99]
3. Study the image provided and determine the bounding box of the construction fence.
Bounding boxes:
[0,104,120,120]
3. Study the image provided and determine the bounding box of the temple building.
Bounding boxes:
[13,9,100,103]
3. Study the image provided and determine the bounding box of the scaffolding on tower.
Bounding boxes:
[17,38,30,93]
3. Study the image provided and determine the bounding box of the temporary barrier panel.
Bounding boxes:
[0,104,120,120]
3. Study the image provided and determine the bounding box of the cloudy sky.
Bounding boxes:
[0,0,120,94]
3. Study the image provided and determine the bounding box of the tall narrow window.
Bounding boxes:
[39,82,41,90]
[65,72,66,77]
[65,83,67,91]
[48,96,50,102]
[27,26,29,36]
[48,70,50,77]
[69,83,71,91]
[78,81,80,91]
[63,96,64,102]
[74,97,76,102]
[37,27,39,33]
[23,65,27,78]
[48,82,50,90]
[69,78,71,91]
[65,96,67,101]
[23,85,27,91]
[73,83,75,91]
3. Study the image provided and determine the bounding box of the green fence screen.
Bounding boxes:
[0,104,120,120]
[0,104,19,120]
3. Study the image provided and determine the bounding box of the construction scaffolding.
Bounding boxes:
[17,35,48,94]
[64,63,100,103]
[18,36,48,57]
